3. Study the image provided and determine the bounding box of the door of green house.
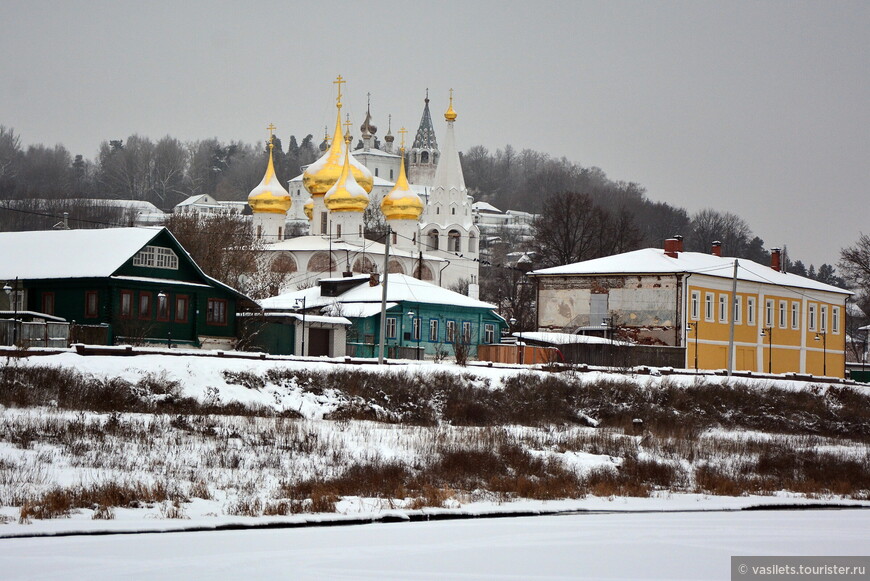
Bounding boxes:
[309,328,330,357]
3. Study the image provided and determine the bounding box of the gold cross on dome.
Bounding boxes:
[334,75,345,107]
[267,123,276,145]
[398,127,408,149]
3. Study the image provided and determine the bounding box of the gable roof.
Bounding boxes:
[0,227,165,280]
[260,273,497,312]
[0,227,255,304]
[529,248,851,296]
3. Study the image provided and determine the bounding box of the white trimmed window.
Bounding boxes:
[832,307,840,334]
[808,304,817,331]
[791,302,800,329]
[690,291,700,320]
[719,295,728,323]
[820,305,828,332]
[705,293,714,322]
[412,317,421,341]
[133,246,179,270]
[386,317,397,339]
[484,323,495,344]
[765,299,774,327]
[429,319,439,342]
[779,301,787,328]
[747,297,756,325]
[462,321,472,343]
[446,320,456,343]
[733,296,742,324]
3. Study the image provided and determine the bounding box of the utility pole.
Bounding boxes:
[378,227,391,364]
[727,259,738,377]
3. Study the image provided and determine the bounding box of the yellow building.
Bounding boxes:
[530,239,852,378]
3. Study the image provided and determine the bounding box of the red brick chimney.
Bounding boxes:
[770,248,781,272]
[711,240,722,257]
[664,236,683,258]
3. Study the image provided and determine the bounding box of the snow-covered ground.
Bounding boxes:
[1,349,867,544]
[2,509,868,580]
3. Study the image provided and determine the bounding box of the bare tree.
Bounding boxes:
[531,191,609,268]
[164,212,287,299]
[150,136,188,208]
[841,233,870,316]
[688,208,751,256]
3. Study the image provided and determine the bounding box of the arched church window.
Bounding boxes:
[387,259,405,274]
[421,151,429,164]
[468,233,477,254]
[448,230,461,253]
[428,229,439,251]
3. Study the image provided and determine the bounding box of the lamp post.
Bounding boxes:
[4,279,18,346]
[760,326,773,374]
[686,322,699,371]
[814,331,827,376]
[295,297,306,357]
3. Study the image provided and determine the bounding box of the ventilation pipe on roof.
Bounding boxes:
[711,241,722,257]
[771,248,782,272]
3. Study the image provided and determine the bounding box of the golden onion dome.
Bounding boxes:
[324,138,369,213]
[444,88,457,121]
[248,138,291,214]
[381,150,423,221]
[303,196,314,220]
[303,110,374,196]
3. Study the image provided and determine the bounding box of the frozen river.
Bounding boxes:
[2,509,867,580]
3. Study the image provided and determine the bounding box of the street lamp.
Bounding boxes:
[686,322,699,371]
[407,309,421,360]
[294,297,306,357]
[760,326,773,374]
[4,279,18,346]
[814,331,827,376]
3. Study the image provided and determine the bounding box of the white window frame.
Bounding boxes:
[832,307,840,334]
[133,246,179,270]
[808,304,817,331]
[484,323,495,344]
[747,297,756,326]
[778,300,787,329]
[820,305,828,333]
[461,321,472,343]
[386,317,396,339]
[429,319,439,342]
[733,295,742,324]
[765,299,774,327]
[791,302,800,330]
[412,317,421,341]
[690,291,700,321]
[446,320,457,343]
[718,294,728,323]
[705,293,714,322]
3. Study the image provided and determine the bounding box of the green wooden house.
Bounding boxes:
[0,227,255,348]
[260,274,506,359]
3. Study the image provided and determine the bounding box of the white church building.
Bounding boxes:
[249,77,480,294]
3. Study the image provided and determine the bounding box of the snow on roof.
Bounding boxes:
[322,302,399,318]
[513,331,631,346]
[353,148,401,159]
[261,274,497,313]
[530,248,851,296]
[0,227,163,281]
[247,312,351,326]
[472,201,503,214]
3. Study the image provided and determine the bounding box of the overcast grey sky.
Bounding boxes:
[2,0,867,267]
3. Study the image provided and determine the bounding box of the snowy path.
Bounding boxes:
[1,509,867,580]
